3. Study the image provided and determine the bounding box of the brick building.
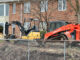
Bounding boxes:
[0,0,79,37]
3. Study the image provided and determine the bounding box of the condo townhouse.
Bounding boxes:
[0,0,78,37]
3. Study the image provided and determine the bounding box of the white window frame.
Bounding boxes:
[4,4,6,16]
[39,22,47,30]
[24,1,31,13]
[24,22,30,31]
[0,3,9,16]
[58,0,67,11]
[12,3,16,14]
[40,0,48,12]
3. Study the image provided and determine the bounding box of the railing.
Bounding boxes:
[0,39,79,60]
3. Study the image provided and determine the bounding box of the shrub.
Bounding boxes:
[40,30,46,39]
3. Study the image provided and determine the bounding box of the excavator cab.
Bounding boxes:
[22,25,40,40]
[48,21,69,32]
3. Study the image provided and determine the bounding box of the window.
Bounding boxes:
[12,24,16,34]
[6,4,9,16]
[58,0,67,11]
[24,22,30,31]
[40,0,48,12]
[0,4,4,16]
[24,1,30,13]
[13,3,16,14]
[39,22,47,30]
[49,23,56,32]
[49,22,66,32]
[0,4,9,16]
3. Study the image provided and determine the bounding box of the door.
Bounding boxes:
[0,22,5,38]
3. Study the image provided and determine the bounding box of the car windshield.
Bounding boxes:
[48,22,68,32]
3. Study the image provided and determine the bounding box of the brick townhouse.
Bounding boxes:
[0,0,78,37]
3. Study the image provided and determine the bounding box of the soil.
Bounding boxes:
[0,41,79,60]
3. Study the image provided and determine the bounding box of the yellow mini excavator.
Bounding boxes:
[5,21,40,40]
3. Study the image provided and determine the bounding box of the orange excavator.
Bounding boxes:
[41,21,80,46]
[44,21,80,41]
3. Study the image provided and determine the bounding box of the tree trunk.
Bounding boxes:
[46,22,49,32]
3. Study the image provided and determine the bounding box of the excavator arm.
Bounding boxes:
[5,21,40,39]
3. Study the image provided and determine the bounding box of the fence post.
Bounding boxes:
[28,41,30,60]
[64,41,66,60]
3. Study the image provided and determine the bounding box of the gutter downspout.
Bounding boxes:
[20,3,23,23]
[20,3,23,37]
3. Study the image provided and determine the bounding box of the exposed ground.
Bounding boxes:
[0,41,79,60]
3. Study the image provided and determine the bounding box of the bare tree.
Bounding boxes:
[31,0,57,32]
[68,0,80,23]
